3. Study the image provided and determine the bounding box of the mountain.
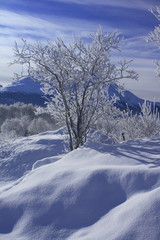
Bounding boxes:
[1,77,43,94]
[108,84,145,112]
[0,77,159,111]
[108,84,160,113]
[0,77,46,106]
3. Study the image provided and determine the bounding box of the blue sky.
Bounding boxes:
[0,0,160,100]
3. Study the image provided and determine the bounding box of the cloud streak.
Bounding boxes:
[123,59,160,101]
[0,9,107,41]
[0,9,106,86]
[56,0,158,10]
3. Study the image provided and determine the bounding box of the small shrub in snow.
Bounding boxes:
[122,102,160,140]
[147,6,160,77]
[28,117,53,135]
[97,101,160,142]
[0,103,58,139]
[1,117,28,139]
[96,104,123,142]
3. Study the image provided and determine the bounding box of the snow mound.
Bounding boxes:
[0,129,66,181]
[0,133,160,240]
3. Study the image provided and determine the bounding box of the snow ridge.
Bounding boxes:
[0,131,160,240]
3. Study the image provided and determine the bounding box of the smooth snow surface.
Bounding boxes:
[0,129,66,182]
[0,131,160,240]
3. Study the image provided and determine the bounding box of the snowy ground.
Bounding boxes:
[0,129,67,183]
[0,130,160,240]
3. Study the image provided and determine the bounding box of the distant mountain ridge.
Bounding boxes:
[1,77,44,95]
[0,77,160,112]
[0,77,46,106]
[108,84,144,112]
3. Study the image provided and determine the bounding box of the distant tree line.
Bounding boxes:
[0,103,58,140]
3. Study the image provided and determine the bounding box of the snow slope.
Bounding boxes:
[0,129,66,182]
[0,131,160,240]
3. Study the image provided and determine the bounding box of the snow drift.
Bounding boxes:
[0,131,160,240]
[0,129,66,182]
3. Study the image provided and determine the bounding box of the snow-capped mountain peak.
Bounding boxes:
[1,77,44,94]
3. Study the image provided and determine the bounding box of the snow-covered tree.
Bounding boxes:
[28,117,53,135]
[147,6,160,77]
[96,101,160,143]
[149,6,160,21]
[117,101,160,141]
[138,101,160,137]
[12,27,138,150]
[96,100,122,141]
[1,116,29,139]
[0,103,57,140]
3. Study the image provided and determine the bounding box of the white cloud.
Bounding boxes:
[0,9,63,29]
[0,10,67,40]
[116,36,160,60]
[56,0,153,10]
[0,9,117,41]
[121,58,160,101]
[0,9,101,85]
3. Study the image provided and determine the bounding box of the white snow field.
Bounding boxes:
[0,130,160,240]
